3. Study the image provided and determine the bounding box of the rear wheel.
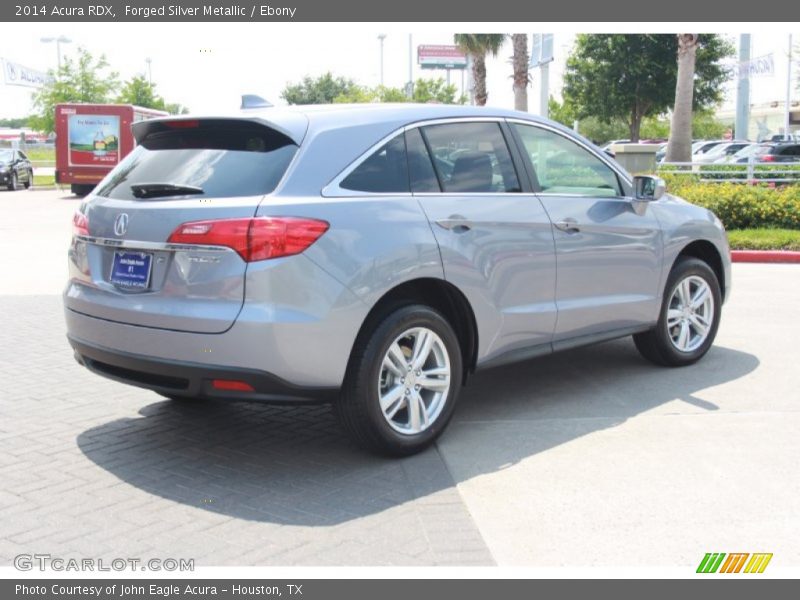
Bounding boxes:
[336,304,463,456]
[634,257,721,366]
[23,170,32,189]
[71,184,95,196]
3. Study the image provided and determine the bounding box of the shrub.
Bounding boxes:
[660,178,800,230]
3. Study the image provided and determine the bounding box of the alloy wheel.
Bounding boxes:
[377,327,451,435]
[666,275,715,353]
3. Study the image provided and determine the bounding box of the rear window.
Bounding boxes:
[95,120,297,200]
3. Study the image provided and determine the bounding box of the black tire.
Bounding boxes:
[157,392,197,401]
[634,257,722,367]
[336,304,463,456]
[23,170,32,189]
[71,184,95,196]
[8,172,18,191]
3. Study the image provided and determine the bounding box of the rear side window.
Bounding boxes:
[405,128,440,193]
[95,120,297,200]
[340,134,409,193]
[420,122,520,193]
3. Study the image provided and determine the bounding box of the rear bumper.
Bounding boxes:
[69,335,337,403]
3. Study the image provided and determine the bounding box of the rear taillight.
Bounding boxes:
[72,212,89,236]
[761,155,775,162]
[167,217,329,262]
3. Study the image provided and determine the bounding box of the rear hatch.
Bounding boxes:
[65,117,300,333]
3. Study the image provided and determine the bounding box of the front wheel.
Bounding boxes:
[634,257,722,366]
[336,304,463,456]
[7,172,18,191]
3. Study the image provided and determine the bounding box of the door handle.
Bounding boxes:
[436,218,472,233]
[553,218,580,233]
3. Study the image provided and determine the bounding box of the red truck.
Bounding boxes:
[54,103,168,196]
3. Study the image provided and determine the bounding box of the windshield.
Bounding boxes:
[0,150,12,162]
[95,122,298,200]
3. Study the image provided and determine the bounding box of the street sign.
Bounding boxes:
[2,58,52,88]
[417,45,467,70]
[530,34,554,68]
[738,54,775,79]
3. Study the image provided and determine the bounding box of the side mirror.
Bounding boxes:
[633,175,666,201]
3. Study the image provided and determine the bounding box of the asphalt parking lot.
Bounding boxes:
[1,188,798,568]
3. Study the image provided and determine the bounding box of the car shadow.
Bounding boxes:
[76,339,759,526]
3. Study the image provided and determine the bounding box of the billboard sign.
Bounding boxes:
[68,114,121,167]
[2,58,52,88]
[418,45,467,69]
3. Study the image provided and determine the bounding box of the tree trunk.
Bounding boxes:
[473,53,488,106]
[511,34,529,112]
[665,34,699,163]
[629,111,642,143]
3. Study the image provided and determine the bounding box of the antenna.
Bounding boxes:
[241,95,273,109]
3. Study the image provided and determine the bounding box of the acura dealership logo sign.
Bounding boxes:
[113,213,129,237]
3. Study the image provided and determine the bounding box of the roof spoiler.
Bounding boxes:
[241,94,273,109]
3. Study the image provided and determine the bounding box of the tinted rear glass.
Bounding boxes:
[340,134,409,193]
[95,121,297,200]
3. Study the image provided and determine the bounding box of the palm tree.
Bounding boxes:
[510,34,530,111]
[665,34,699,163]
[454,34,506,106]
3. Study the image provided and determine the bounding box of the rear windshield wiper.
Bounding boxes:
[130,183,205,199]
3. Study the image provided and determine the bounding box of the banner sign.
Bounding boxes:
[739,54,775,79]
[2,58,52,88]
[418,45,467,69]
[68,114,121,167]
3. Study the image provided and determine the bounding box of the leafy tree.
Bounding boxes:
[281,72,360,105]
[563,34,733,142]
[30,47,119,133]
[454,34,506,105]
[510,34,530,111]
[0,117,29,128]
[333,78,466,105]
[410,78,465,104]
[114,76,189,115]
[549,97,725,145]
[116,75,164,109]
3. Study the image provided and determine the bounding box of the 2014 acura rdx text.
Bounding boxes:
[64,104,731,455]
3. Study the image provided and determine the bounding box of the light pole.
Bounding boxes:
[785,33,793,139]
[377,34,386,86]
[145,57,153,86]
[40,35,72,71]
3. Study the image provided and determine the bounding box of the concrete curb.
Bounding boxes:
[731,250,800,263]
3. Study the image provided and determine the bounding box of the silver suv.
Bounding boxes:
[64,104,731,455]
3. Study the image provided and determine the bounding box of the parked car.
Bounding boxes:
[691,140,727,157]
[726,143,763,164]
[741,142,800,163]
[694,141,752,164]
[0,148,33,190]
[64,105,731,456]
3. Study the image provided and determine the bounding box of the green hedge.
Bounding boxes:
[661,177,800,230]
[726,229,800,251]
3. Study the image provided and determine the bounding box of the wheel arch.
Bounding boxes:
[675,239,726,301]
[350,278,479,379]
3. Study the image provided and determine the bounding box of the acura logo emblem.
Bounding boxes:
[113,213,129,237]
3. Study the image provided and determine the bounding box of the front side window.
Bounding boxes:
[340,134,409,193]
[420,122,521,193]
[513,123,622,197]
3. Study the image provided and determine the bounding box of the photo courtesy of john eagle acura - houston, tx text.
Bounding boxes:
[63,102,731,456]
